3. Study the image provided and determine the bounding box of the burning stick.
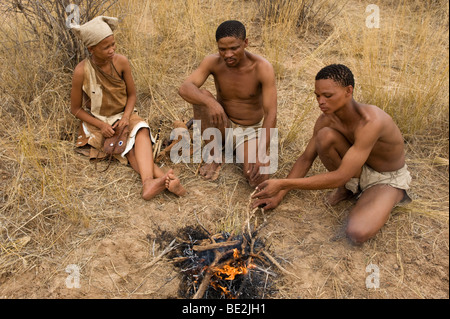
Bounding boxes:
[192,249,225,299]
[193,210,211,238]
[174,229,276,299]
[192,240,241,252]
[173,191,281,299]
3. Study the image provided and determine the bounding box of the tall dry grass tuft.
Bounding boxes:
[256,0,344,78]
[334,0,449,137]
[0,0,126,279]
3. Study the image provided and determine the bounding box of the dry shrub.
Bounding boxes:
[0,0,118,68]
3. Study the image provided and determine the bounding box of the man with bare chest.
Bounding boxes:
[252,64,412,244]
[178,20,277,186]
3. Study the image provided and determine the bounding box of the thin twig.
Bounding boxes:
[110,260,128,284]
[262,250,302,281]
[132,238,177,274]
[105,266,121,294]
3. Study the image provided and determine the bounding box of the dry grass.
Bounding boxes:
[0,0,448,298]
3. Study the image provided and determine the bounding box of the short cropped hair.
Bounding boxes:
[215,20,246,42]
[315,64,355,88]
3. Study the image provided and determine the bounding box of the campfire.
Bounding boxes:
[171,196,287,299]
[173,229,275,299]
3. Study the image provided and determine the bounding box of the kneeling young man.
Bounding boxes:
[252,64,411,244]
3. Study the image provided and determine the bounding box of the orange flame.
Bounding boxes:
[212,249,248,280]
[216,264,248,280]
[209,248,250,298]
[211,281,230,295]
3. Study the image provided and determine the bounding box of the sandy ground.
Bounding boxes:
[0,157,448,299]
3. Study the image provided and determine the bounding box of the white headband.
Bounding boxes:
[71,16,118,48]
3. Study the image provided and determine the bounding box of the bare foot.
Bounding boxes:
[199,162,222,181]
[326,187,354,206]
[165,172,186,196]
[141,173,168,200]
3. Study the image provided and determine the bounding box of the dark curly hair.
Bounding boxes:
[315,64,355,88]
[215,20,246,42]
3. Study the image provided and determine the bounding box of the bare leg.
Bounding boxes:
[327,185,354,206]
[193,89,227,181]
[199,138,223,181]
[126,128,166,200]
[345,184,405,244]
[315,127,361,205]
[236,138,269,187]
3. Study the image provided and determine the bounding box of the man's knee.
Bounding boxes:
[136,127,150,135]
[345,223,373,244]
[315,127,342,153]
[193,89,216,119]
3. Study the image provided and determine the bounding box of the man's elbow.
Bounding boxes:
[178,83,188,98]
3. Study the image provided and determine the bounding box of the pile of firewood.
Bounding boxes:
[146,135,300,298]
[171,192,298,299]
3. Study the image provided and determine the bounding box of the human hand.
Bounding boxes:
[208,102,228,129]
[247,161,260,185]
[248,159,268,186]
[100,122,115,138]
[247,152,271,184]
[113,116,130,131]
[252,179,284,199]
[251,192,284,210]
